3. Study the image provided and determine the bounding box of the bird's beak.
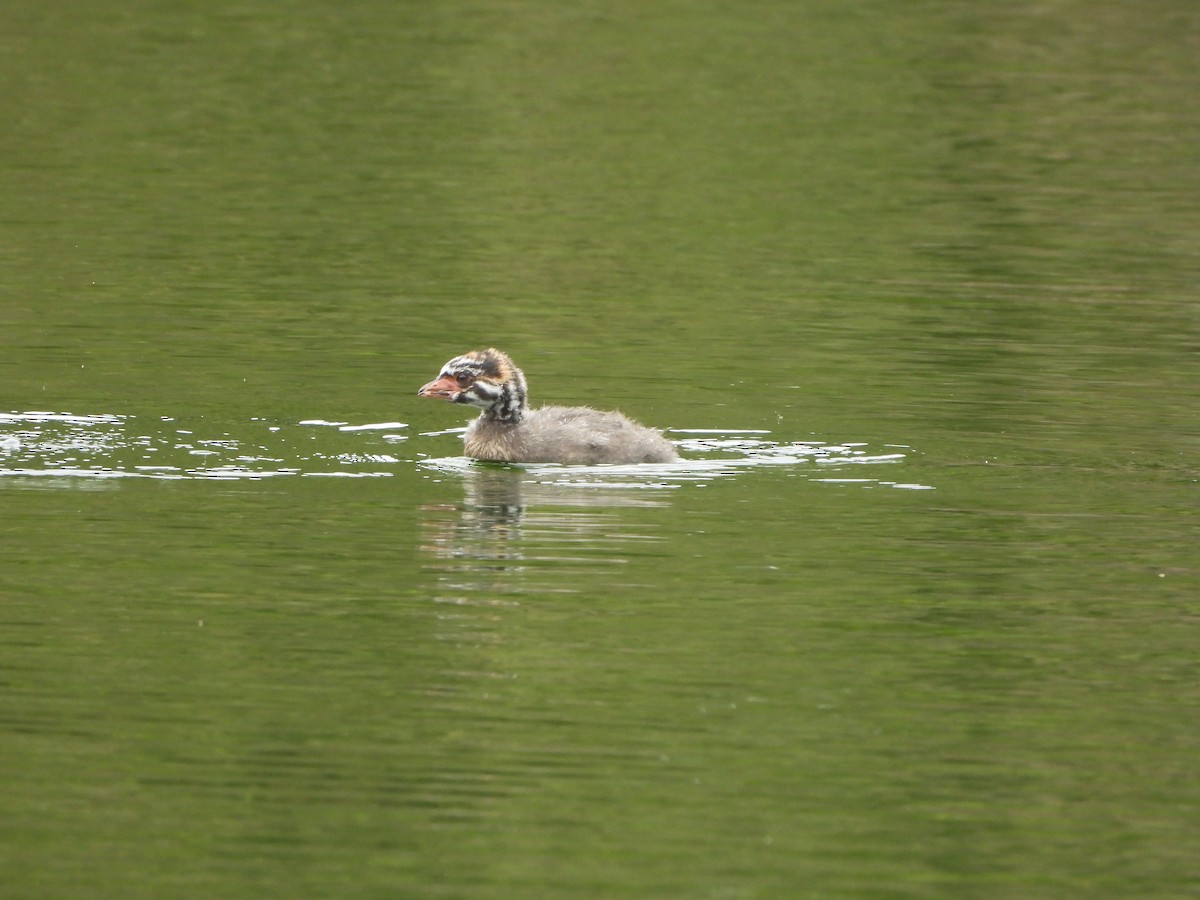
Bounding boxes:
[418,375,460,400]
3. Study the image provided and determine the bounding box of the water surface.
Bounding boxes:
[2,1,1197,897]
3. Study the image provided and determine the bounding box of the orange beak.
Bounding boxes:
[417,375,460,400]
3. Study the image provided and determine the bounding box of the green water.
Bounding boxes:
[3,1,1197,897]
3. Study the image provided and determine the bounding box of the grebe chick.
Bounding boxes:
[418,348,678,465]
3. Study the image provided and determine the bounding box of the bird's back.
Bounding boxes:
[467,405,677,465]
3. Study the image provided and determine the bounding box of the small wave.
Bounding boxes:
[0,411,408,484]
[419,429,932,490]
[2,414,932,490]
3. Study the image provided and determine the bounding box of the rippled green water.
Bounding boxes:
[3,1,1197,897]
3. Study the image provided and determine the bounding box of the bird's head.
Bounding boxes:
[418,348,528,423]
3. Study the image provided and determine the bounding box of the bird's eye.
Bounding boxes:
[455,373,472,387]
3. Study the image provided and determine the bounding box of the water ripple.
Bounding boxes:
[0,411,406,483]
[419,429,932,491]
[2,413,932,490]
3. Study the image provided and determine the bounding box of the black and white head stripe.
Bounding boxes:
[441,348,528,423]
[439,356,486,384]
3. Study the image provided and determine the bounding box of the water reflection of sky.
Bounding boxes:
[420,428,932,491]
[0,411,405,482]
[3,411,933,491]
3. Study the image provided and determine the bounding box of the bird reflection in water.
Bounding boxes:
[418,464,672,605]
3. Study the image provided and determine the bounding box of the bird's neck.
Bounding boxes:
[481,376,527,426]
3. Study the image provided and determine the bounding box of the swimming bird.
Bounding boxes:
[418,348,678,465]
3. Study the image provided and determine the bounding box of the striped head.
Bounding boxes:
[417,348,528,424]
